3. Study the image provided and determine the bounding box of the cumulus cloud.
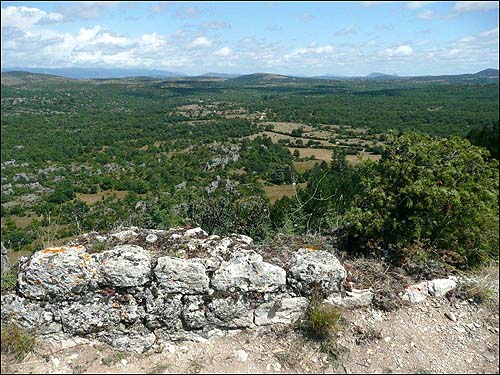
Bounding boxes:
[385,45,413,57]
[284,43,335,61]
[214,46,232,56]
[201,22,231,30]
[1,6,64,30]
[187,36,212,48]
[452,1,499,14]
[55,1,121,21]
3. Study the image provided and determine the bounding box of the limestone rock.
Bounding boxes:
[211,250,286,293]
[288,249,346,295]
[428,277,458,297]
[1,242,9,272]
[59,299,121,334]
[17,245,97,301]
[154,256,209,294]
[206,296,255,328]
[1,294,61,334]
[111,229,138,241]
[254,297,309,325]
[144,289,183,330]
[325,289,374,309]
[401,281,429,303]
[94,245,151,288]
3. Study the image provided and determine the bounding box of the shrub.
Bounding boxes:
[1,324,36,362]
[1,271,17,292]
[302,298,343,340]
[345,133,499,268]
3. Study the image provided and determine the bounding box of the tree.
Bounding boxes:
[345,133,499,267]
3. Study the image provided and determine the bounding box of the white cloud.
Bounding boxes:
[406,2,436,10]
[284,44,335,61]
[335,26,358,36]
[55,1,121,21]
[300,13,315,22]
[452,1,499,14]
[417,10,434,19]
[214,46,232,57]
[1,6,64,30]
[385,45,413,57]
[187,36,212,48]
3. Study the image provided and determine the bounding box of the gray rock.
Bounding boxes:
[288,249,346,295]
[206,296,255,328]
[254,297,309,325]
[1,294,61,334]
[182,295,207,329]
[145,234,158,243]
[325,289,374,309]
[144,290,183,331]
[111,229,138,241]
[154,256,209,294]
[428,277,458,297]
[97,322,156,353]
[59,299,121,334]
[1,242,9,272]
[17,246,97,300]
[211,250,286,293]
[94,245,151,288]
[400,281,429,303]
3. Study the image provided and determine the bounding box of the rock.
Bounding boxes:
[145,234,158,243]
[206,296,255,328]
[1,294,61,334]
[184,227,208,238]
[325,288,374,309]
[111,229,138,241]
[98,322,156,353]
[234,349,249,362]
[445,312,457,322]
[144,291,183,331]
[1,242,9,272]
[17,245,97,300]
[182,295,207,329]
[94,245,151,288]
[287,248,346,295]
[211,250,286,293]
[428,277,458,297]
[95,235,107,243]
[154,257,209,294]
[254,297,309,325]
[400,281,429,303]
[59,299,122,334]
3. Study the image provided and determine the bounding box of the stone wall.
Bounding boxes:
[1,227,354,352]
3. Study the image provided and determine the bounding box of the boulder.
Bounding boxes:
[1,242,9,272]
[211,250,286,293]
[182,295,207,330]
[427,277,458,297]
[17,246,97,300]
[97,322,156,353]
[206,296,255,328]
[401,281,429,303]
[111,229,138,241]
[325,289,374,309]
[254,297,309,325]
[154,256,209,294]
[59,299,122,334]
[144,290,183,331]
[287,249,346,295]
[94,245,151,288]
[1,294,61,334]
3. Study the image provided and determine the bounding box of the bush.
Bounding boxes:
[1,324,36,362]
[302,298,343,340]
[345,133,499,268]
[1,271,17,292]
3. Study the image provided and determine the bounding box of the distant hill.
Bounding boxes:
[366,72,399,79]
[228,73,304,83]
[473,68,499,78]
[1,71,73,86]
[196,73,242,79]
[1,67,186,79]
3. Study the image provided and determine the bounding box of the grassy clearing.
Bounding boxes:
[76,190,129,205]
[286,147,335,161]
[293,160,320,173]
[263,183,307,203]
[0,215,38,229]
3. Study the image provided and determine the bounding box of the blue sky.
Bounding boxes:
[1,1,498,76]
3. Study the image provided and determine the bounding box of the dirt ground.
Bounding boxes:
[2,292,498,374]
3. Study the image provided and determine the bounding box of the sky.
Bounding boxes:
[1,1,499,76]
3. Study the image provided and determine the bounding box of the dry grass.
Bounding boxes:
[1,324,36,363]
[76,190,129,205]
[262,183,306,203]
[0,215,38,229]
[293,160,320,173]
[286,147,335,161]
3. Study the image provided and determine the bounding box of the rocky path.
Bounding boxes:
[3,294,498,374]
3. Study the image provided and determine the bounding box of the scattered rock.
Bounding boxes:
[445,312,457,322]
[428,277,458,297]
[234,349,249,362]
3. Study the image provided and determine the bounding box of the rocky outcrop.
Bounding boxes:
[1,227,359,352]
[1,242,9,272]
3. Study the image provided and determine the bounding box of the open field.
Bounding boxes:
[263,182,307,203]
[293,160,321,173]
[76,190,130,205]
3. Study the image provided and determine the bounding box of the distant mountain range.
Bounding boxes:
[0,67,186,79]
[1,68,498,85]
